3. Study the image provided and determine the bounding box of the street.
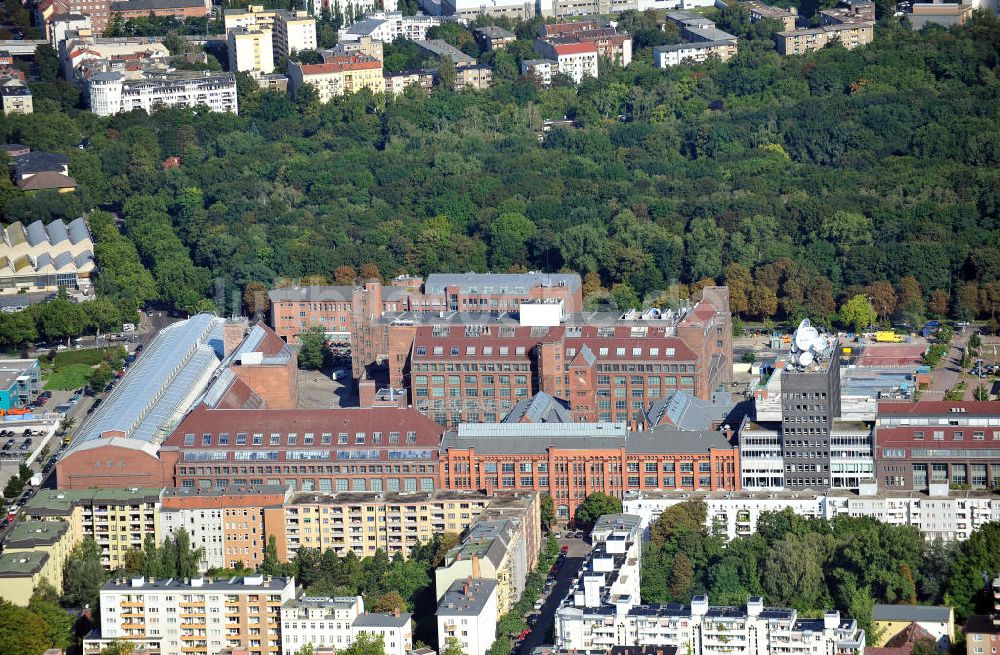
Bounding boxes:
[519,535,590,653]
[923,327,974,400]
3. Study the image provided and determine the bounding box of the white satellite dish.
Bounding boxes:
[813,334,829,354]
[794,321,819,351]
[798,350,814,367]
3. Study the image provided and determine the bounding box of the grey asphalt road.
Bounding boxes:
[518,535,591,654]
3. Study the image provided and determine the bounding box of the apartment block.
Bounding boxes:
[474,25,516,50]
[441,0,534,20]
[623,487,1000,542]
[875,401,1000,491]
[287,55,385,103]
[228,27,275,73]
[653,39,737,67]
[84,575,295,655]
[521,59,556,85]
[341,12,445,43]
[456,65,493,90]
[160,486,292,572]
[280,596,413,655]
[540,22,633,66]
[440,421,740,520]
[0,359,42,410]
[88,70,238,116]
[437,578,499,655]
[22,488,162,570]
[283,490,528,559]
[0,521,78,604]
[531,39,598,83]
[1,80,32,114]
[385,69,436,95]
[554,513,644,651]
[744,1,797,31]
[966,576,1000,655]
[435,520,524,616]
[555,515,864,655]
[60,32,171,81]
[225,5,318,62]
[0,551,60,606]
[776,21,873,54]
[406,289,731,427]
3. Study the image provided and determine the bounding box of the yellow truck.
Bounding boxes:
[876,331,904,343]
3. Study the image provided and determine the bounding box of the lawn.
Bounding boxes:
[51,347,117,367]
[43,363,93,390]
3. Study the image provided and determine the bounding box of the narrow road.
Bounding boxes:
[519,535,590,652]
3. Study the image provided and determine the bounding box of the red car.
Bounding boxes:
[560,545,569,553]
[519,630,531,640]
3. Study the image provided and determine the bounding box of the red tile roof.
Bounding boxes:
[551,41,598,56]
[300,56,381,74]
[163,405,443,449]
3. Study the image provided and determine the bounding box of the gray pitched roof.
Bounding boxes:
[425,272,581,294]
[14,151,68,174]
[503,392,572,424]
[353,612,412,628]
[437,578,497,616]
[268,285,355,302]
[872,605,953,623]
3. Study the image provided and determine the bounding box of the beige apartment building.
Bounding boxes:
[284,490,539,560]
[0,520,79,600]
[284,490,494,559]
[286,55,385,103]
[84,575,295,655]
[22,487,162,570]
[776,21,873,54]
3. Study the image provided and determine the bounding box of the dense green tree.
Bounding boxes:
[649,500,707,547]
[62,538,107,608]
[840,295,877,332]
[539,492,555,531]
[0,600,52,655]
[298,326,329,370]
[950,522,1000,618]
[573,492,623,531]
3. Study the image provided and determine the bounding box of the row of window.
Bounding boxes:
[182,430,418,447]
[909,430,998,440]
[182,477,435,493]
[178,464,435,475]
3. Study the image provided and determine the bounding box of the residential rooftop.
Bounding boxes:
[0,550,49,576]
[436,578,497,616]
[872,605,953,623]
[23,487,163,516]
[103,575,293,591]
[4,520,69,548]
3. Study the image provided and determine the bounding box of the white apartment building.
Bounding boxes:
[228,26,275,73]
[554,514,644,652]
[554,516,865,655]
[88,71,238,116]
[442,0,534,19]
[621,599,865,655]
[521,59,555,86]
[652,39,737,67]
[339,12,444,43]
[280,596,413,655]
[437,578,499,655]
[84,575,295,655]
[623,486,1000,542]
[225,5,317,66]
[531,40,598,83]
[274,10,317,57]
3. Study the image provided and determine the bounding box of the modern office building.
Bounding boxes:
[84,575,295,655]
[0,359,41,410]
[875,401,1000,491]
[741,320,874,492]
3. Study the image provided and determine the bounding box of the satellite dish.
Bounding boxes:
[794,322,819,351]
[798,350,814,367]
[813,334,829,354]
